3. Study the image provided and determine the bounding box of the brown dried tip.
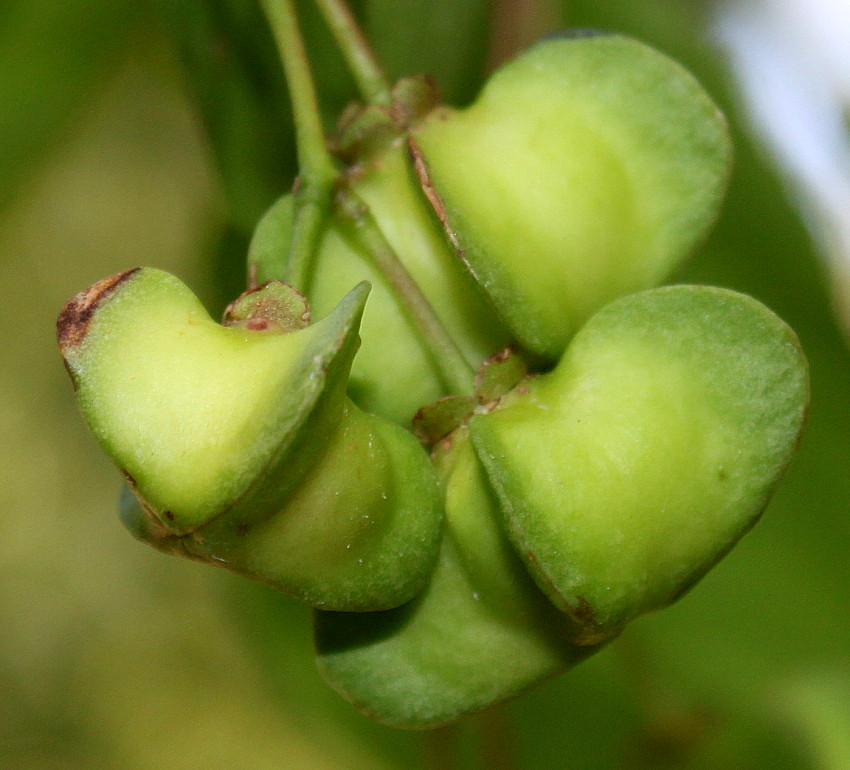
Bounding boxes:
[57,268,140,355]
[567,597,612,646]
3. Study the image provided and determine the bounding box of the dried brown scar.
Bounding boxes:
[57,268,141,355]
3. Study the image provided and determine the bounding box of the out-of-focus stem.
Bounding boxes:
[261,0,474,395]
[260,0,336,289]
[312,0,392,106]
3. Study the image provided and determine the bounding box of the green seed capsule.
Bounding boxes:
[58,268,442,611]
[471,286,808,640]
[414,34,732,359]
[315,428,601,728]
[249,143,509,424]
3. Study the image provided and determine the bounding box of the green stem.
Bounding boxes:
[261,0,473,394]
[312,0,392,106]
[260,0,337,290]
[286,183,330,292]
[336,185,475,395]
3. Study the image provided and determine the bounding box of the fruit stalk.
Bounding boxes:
[260,0,337,290]
[334,184,476,395]
[312,0,392,106]
[261,0,476,396]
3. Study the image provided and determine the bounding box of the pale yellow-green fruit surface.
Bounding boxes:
[192,400,443,610]
[416,34,731,358]
[315,430,599,728]
[60,269,367,533]
[472,286,808,639]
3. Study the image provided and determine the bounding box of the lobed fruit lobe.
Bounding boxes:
[415,33,732,359]
[471,286,808,639]
[59,268,442,611]
[316,428,599,728]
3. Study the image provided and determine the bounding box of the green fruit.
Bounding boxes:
[58,268,442,610]
[471,286,808,641]
[315,429,599,728]
[415,33,732,358]
[249,143,509,424]
[58,268,363,533]
[119,396,442,610]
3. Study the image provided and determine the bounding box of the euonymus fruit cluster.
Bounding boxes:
[58,30,808,729]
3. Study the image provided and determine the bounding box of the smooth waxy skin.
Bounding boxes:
[59,269,366,533]
[472,286,808,640]
[197,400,442,609]
[316,430,597,728]
[57,30,809,729]
[120,398,443,610]
[59,269,442,611]
[416,34,731,358]
[250,144,509,424]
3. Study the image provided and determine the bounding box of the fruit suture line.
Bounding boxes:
[57,0,808,730]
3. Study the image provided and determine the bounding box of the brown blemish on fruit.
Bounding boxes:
[573,596,597,625]
[407,137,468,259]
[57,268,141,356]
[236,523,250,536]
[407,132,492,294]
[408,138,447,224]
[163,510,175,521]
[59,357,79,391]
[567,598,614,645]
[488,348,512,366]
[137,500,175,540]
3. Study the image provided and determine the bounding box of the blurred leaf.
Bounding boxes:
[0,0,142,209]
[777,670,850,770]
[681,704,807,770]
[152,0,362,235]
[151,0,295,232]
[225,579,426,770]
[362,0,492,104]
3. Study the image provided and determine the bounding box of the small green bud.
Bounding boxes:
[412,395,475,446]
[223,280,310,333]
[473,347,528,405]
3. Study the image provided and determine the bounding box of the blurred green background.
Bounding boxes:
[3,0,850,767]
